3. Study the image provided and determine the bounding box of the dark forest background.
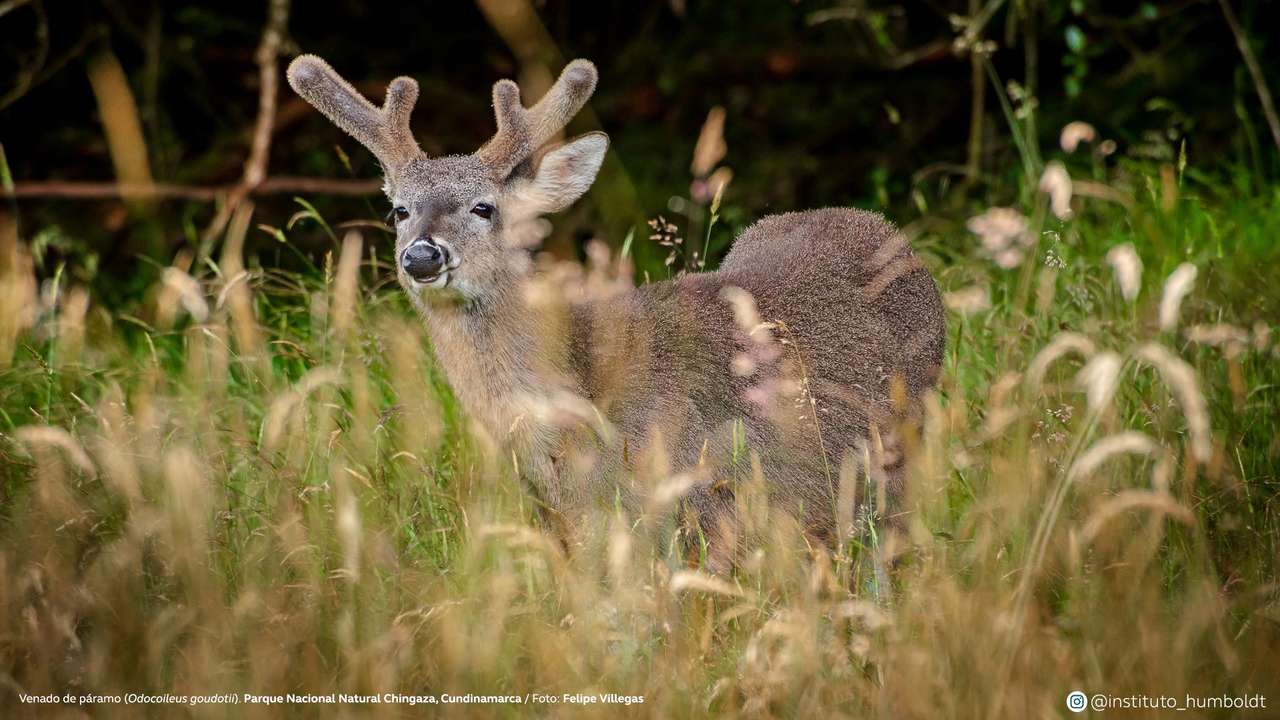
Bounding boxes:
[2,0,1278,304]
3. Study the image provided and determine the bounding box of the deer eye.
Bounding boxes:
[387,206,409,223]
[470,202,495,220]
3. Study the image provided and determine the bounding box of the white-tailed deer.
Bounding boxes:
[287,55,945,567]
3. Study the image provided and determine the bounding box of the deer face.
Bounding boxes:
[287,56,607,305]
[388,155,500,299]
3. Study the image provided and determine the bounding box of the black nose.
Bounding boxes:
[401,239,445,281]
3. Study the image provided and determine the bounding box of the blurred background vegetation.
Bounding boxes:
[3,0,1278,304]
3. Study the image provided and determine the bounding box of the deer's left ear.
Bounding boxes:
[509,132,608,216]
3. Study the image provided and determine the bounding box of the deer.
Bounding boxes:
[286,54,945,570]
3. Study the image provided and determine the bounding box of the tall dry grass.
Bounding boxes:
[1,155,1279,719]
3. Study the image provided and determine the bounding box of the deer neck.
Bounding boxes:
[410,272,577,452]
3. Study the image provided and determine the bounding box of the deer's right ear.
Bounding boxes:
[509,132,608,216]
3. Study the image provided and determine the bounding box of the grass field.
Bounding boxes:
[1,155,1279,718]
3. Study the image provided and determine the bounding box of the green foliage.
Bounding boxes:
[2,158,1278,715]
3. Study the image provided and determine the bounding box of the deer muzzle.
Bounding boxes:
[401,238,448,284]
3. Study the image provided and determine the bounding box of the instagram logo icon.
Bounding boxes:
[1066,691,1088,713]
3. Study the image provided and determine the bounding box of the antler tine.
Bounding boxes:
[477,59,599,177]
[287,55,423,181]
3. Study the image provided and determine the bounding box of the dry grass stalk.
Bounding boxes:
[13,425,96,476]
[1066,431,1158,483]
[943,285,991,314]
[1105,243,1143,301]
[157,266,209,327]
[1078,489,1195,548]
[1038,161,1073,219]
[1060,121,1097,152]
[1185,323,1249,350]
[1075,350,1123,414]
[691,106,728,177]
[0,211,35,366]
[1026,332,1095,389]
[330,231,363,340]
[217,201,272,383]
[1135,343,1213,463]
[1158,262,1198,332]
[669,570,745,598]
[261,365,342,452]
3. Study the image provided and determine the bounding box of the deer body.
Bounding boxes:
[288,56,944,558]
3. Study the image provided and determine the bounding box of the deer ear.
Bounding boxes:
[509,132,608,215]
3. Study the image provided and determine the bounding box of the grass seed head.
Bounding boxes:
[1158,262,1198,332]
[1105,243,1143,301]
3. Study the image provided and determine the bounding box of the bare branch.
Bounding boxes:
[0,0,34,21]
[963,0,987,188]
[0,0,48,111]
[1218,0,1280,153]
[7,177,380,201]
[957,0,1008,51]
[246,0,290,188]
[201,0,291,250]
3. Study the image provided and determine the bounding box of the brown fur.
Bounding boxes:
[287,56,945,563]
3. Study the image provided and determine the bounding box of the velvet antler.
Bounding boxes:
[286,55,422,183]
[476,60,599,178]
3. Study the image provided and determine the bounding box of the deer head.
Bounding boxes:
[287,55,607,302]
